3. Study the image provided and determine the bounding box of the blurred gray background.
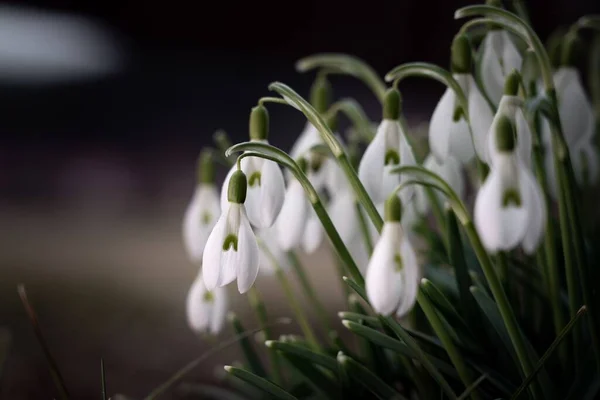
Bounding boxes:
[0,0,599,398]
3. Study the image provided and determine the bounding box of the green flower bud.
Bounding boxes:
[249,105,269,141]
[197,149,215,184]
[382,88,402,120]
[297,157,308,174]
[561,32,583,67]
[310,76,332,114]
[495,115,515,152]
[228,170,248,204]
[384,194,402,222]
[503,70,520,96]
[451,34,473,74]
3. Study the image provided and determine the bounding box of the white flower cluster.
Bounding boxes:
[180,23,598,331]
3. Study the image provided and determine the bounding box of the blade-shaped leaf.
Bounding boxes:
[224,366,298,400]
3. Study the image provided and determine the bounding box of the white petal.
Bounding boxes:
[217,204,243,287]
[487,95,532,167]
[428,87,454,162]
[249,159,285,228]
[328,189,359,245]
[396,237,420,318]
[521,169,546,254]
[467,75,494,162]
[555,67,595,146]
[209,286,228,334]
[366,223,404,315]
[183,185,220,263]
[276,179,308,251]
[220,165,236,212]
[302,210,324,254]
[397,124,417,204]
[257,226,290,275]
[480,31,506,105]
[501,31,523,76]
[474,155,528,252]
[515,108,533,168]
[236,209,260,293]
[202,206,229,290]
[186,277,211,333]
[290,122,322,159]
[358,121,388,203]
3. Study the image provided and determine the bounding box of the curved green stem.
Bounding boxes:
[227,143,365,286]
[259,97,290,106]
[326,98,375,141]
[267,82,384,233]
[355,202,374,255]
[296,54,387,102]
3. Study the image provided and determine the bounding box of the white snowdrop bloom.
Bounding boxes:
[541,66,597,198]
[276,158,311,251]
[429,34,494,164]
[328,187,359,245]
[186,275,228,335]
[413,155,465,216]
[486,93,533,167]
[474,115,546,254]
[256,226,290,275]
[366,195,419,316]
[204,170,260,294]
[302,209,324,254]
[220,105,285,228]
[480,29,522,106]
[183,183,221,263]
[358,89,417,204]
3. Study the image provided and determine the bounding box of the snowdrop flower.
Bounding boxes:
[486,72,533,167]
[366,195,419,316]
[186,275,228,335]
[302,209,324,254]
[413,155,465,216]
[358,88,417,204]
[429,34,494,163]
[480,26,522,106]
[276,158,310,251]
[220,105,285,228]
[204,170,260,294]
[183,151,221,263]
[542,34,598,196]
[475,115,545,254]
[256,226,290,275]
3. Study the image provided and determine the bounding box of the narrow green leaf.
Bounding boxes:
[512,306,587,399]
[337,352,407,400]
[277,352,340,399]
[224,366,298,400]
[383,317,457,399]
[266,341,337,371]
[338,311,381,329]
[229,313,268,378]
[341,320,458,378]
[417,288,482,400]
[343,276,368,303]
[101,358,107,400]
[457,375,488,400]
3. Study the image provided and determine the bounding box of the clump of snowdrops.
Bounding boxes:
[179,2,600,399]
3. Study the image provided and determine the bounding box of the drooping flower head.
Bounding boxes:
[186,274,228,335]
[479,2,523,106]
[204,170,260,294]
[183,150,221,263]
[542,32,599,196]
[485,71,533,167]
[359,88,417,204]
[429,34,494,164]
[275,157,310,251]
[475,115,546,254]
[366,194,419,316]
[220,104,285,228]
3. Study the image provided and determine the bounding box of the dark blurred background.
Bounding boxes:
[0,0,598,399]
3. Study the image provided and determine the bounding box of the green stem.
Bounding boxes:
[424,187,448,251]
[248,288,283,386]
[275,267,320,350]
[417,289,482,400]
[462,223,542,399]
[287,251,333,333]
[355,202,374,254]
